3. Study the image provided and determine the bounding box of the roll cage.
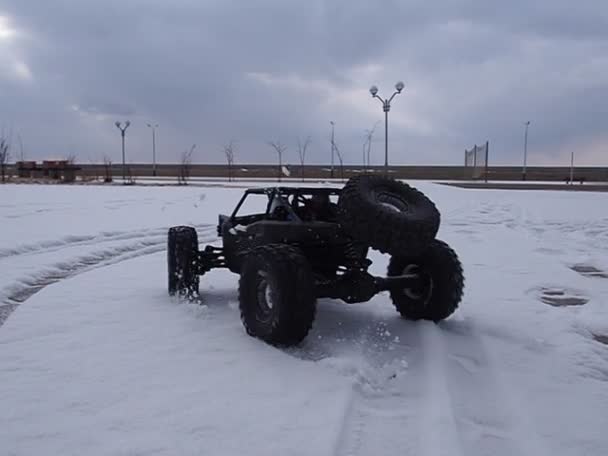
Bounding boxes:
[229,187,341,223]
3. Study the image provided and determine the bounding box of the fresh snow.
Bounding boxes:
[1,182,608,456]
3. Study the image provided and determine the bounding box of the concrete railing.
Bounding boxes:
[76,164,608,182]
[4,163,608,182]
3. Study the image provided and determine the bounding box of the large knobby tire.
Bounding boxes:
[338,175,440,256]
[238,244,316,346]
[167,226,200,298]
[387,239,463,321]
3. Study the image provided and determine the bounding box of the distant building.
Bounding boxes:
[16,160,80,182]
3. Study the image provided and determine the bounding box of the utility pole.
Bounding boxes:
[330,121,335,179]
[523,120,530,181]
[570,151,575,185]
[115,121,131,183]
[147,123,158,177]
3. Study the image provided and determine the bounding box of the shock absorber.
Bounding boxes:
[343,240,371,271]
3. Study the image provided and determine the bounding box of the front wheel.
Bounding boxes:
[387,239,464,321]
[167,226,200,298]
[238,244,316,346]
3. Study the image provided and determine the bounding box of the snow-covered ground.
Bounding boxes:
[1,182,608,456]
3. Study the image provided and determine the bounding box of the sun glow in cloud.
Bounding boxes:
[0,14,33,82]
[0,15,17,40]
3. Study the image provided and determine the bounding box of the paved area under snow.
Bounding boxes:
[1,182,608,456]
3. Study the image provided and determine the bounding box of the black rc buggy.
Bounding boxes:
[167,175,464,346]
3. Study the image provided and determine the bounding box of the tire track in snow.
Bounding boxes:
[0,225,216,327]
[332,319,428,456]
[432,320,547,456]
[0,226,189,260]
[333,319,547,456]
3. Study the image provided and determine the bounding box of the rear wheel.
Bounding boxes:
[167,226,200,298]
[387,239,463,321]
[238,244,316,346]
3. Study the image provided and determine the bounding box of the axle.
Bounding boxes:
[374,273,422,292]
[315,270,423,303]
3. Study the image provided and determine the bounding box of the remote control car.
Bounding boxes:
[167,175,464,346]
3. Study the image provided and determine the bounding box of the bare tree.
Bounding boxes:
[223,140,236,182]
[179,144,196,185]
[0,132,11,183]
[57,153,77,182]
[329,132,345,181]
[268,140,287,182]
[86,156,99,182]
[103,155,113,183]
[296,136,311,182]
[363,121,380,171]
[126,164,135,185]
[363,139,367,173]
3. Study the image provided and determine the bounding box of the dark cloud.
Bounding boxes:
[1,0,608,166]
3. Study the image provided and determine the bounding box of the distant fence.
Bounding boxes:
[464,141,489,181]
[4,163,608,182]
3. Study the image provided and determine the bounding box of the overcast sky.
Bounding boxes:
[1,0,608,166]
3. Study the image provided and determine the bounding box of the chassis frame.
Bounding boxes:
[193,186,424,304]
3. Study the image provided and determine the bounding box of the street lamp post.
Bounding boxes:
[330,121,335,179]
[523,121,530,181]
[115,121,131,183]
[570,151,575,185]
[369,81,405,175]
[147,123,158,177]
